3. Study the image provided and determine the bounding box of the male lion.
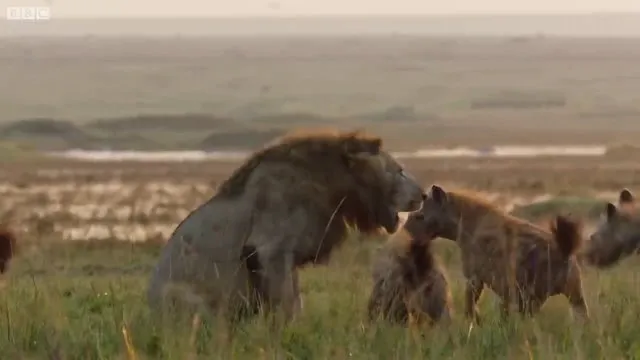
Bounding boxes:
[147,129,426,322]
[586,188,640,267]
[407,184,588,323]
[367,221,452,326]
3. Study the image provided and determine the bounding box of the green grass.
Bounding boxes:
[2,239,640,359]
[511,197,607,223]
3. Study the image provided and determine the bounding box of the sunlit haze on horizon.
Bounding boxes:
[2,0,640,18]
[3,0,640,37]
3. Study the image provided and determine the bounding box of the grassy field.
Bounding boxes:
[1,157,640,359]
[3,33,640,358]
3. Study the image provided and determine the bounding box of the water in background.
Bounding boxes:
[49,145,607,162]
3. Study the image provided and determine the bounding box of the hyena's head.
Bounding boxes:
[586,189,640,268]
[404,184,460,241]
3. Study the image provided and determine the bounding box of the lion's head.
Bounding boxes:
[216,128,426,235]
[336,132,425,234]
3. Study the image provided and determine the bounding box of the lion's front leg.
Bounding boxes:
[261,252,298,323]
[292,270,303,313]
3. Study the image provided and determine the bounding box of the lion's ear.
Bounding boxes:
[342,133,382,156]
[619,188,634,205]
[430,185,448,205]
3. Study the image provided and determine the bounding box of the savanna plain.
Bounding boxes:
[2,35,640,359]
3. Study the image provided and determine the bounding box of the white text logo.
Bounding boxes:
[6,6,51,21]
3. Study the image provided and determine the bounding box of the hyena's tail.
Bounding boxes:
[550,215,583,258]
[0,228,16,274]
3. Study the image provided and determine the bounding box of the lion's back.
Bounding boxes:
[147,196,254,304]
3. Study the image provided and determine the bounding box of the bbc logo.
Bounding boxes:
[6,6,51,21]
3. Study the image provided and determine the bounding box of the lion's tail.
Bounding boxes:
[0,228,16,274]
[550,215,583,258]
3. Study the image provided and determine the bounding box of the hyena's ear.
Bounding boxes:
[606,202,618,221]
[619,188,634,205]
[430,184,448,205]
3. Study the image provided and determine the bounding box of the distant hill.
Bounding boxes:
[0,113,367,151]
[0,118,96,150]
[87,114,236,132]
[200,129,285,151]
[0,118,161,150]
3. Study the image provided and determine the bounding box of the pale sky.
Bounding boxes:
[3,0,640,18]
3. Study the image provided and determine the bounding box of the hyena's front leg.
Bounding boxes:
[568,296,589,322]
[420,274,453,325]
[564,262,590,322]
[516,293,541,318]
[565,282,589,321]
[499,286,514,321]
[465,279,484,325]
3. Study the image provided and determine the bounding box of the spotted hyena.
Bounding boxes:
[367,224,452,326]
[406,184,588,323]
[586,188,640,268]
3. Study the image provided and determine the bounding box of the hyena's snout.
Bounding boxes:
[409,192,427,212]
